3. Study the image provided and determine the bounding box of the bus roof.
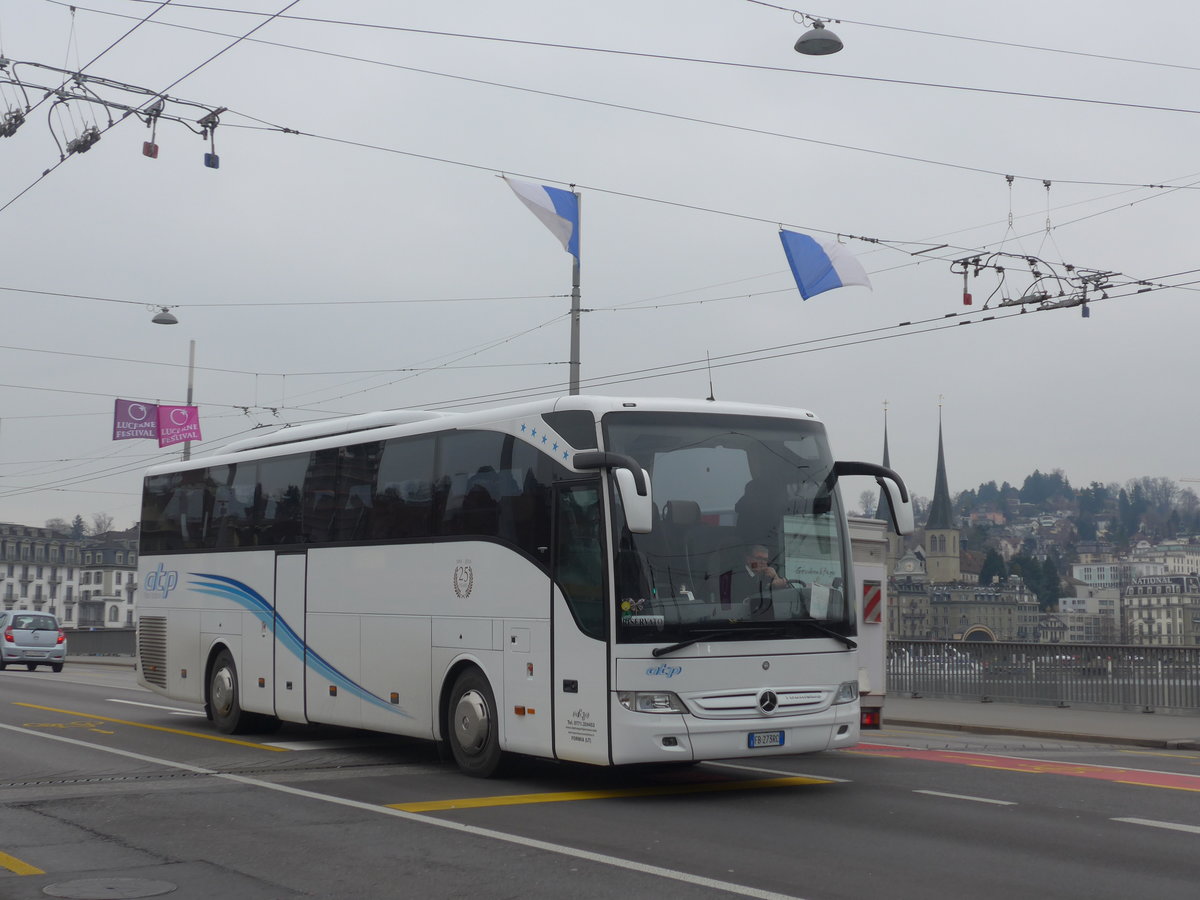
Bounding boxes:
[144,396,823,477]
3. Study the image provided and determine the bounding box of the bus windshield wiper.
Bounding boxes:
[793,618,857,649]
[651,627,785,657]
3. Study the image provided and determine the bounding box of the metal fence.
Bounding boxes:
[62,630,1200,715]
[65,627,135,657]
[889,640,1200,715]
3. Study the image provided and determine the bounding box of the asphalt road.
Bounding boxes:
[1,664,1198,900]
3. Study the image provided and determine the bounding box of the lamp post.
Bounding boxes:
[182,338,195,461]
[150,307,194,460]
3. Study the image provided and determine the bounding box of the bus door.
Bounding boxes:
[551,481,611,765]
[274,551,307,722]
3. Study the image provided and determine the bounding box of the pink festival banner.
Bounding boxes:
[113,399,159,440]
[156,405,202,448]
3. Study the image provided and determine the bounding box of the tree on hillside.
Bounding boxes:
[979,548,1006,585]
[1136,476,1178,511]
[977,480,1004,507]
[910,495,929,522]
[1041,556,1064,606]
[89,512,115,536]
[954,487,976,515]
[1178,488,1200,533]
[1020,469,1073,506]
[44,518,72,535]
[859,490,877,517]
[71,515,86,540]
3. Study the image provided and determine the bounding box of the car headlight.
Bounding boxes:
[617,690,688,713]
[833,681,859,705]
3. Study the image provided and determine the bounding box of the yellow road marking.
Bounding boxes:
[0,851,44,876]
[1120,750,1199,760]
[25,720,115,736]
[391,775,833,812]
[1117,780,1200,793]
[13,703,288,752]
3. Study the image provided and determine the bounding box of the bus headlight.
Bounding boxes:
[833,681,859,705]
[617,690,688,713]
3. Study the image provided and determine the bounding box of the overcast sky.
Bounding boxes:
[1,0,1197,530]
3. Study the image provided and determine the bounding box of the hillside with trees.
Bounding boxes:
[901,470,1200,609]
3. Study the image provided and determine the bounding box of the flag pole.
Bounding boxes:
[569,190,581,395]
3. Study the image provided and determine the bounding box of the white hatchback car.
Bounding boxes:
[0,612,67,672]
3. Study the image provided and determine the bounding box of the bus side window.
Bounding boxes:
[437,431,507,538]
[373,436,436,540]
[210,463,256,549]
[502,443,553,560]
[302,448,340,544]
[336,442,382,542]
[141,472,182,553]
[257,453,311,545]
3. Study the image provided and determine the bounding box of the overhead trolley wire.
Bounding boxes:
[0,0,302,215]
[55,1,1200,193]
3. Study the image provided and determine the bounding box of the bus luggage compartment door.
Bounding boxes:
[274,551,307,722]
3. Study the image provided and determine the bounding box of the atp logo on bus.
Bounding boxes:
[646,663,682,678]
[143,563,180,599]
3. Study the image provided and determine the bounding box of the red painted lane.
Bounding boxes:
[850,743,1200,792]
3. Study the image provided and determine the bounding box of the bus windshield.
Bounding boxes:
[604,411,852,645]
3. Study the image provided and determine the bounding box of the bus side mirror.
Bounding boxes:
[615,468,654,533]
[829,460,914,536]
[878,478,914,535]
[574,450,654,534]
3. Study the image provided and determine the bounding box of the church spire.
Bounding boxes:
[876,401,896,530]
[925,404,955,530]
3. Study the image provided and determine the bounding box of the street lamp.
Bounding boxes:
[794,18,844,55]
[151,306,178,325]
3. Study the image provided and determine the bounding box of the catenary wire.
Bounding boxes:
[86,2,1200,118]
[741,1,1200,73]
[0,0,303,216]
[5,275,1194,502]
[51,1,1200,192]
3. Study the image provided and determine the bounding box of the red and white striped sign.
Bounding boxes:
[862,581,882,624]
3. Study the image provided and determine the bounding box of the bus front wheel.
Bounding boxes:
[209,649,251,734]
[447,668,504,777]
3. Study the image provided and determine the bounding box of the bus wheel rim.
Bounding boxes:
[454,689,490,754]
[212,666,235,717]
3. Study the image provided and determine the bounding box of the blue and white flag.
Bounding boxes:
[504,176,580,260]
[778,229,871,300]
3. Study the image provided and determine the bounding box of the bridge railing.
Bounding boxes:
[888,640,1200,714]
[64,627,135,657]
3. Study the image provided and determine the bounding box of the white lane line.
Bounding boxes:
[705,761,851,782]
[108,699,206,717]
[0,722,807,900]
[265,740,376,751]
[914,789,1016,806]
[1113,817,1200,835]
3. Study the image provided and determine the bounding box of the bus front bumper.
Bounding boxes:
[609,696,860,765]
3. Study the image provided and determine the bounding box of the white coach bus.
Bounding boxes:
[136,396,911,776]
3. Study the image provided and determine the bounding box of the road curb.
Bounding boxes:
[888,717,1200,750]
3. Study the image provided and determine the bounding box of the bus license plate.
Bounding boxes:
[748,730,784,749]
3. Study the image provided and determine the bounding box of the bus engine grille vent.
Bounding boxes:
[137,616,168,688]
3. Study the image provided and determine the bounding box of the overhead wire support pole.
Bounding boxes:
[183,339,195,461]
[569,189,581,395]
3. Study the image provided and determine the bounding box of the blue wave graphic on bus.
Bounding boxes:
[189,573,412,719]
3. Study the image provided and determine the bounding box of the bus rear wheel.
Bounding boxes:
[447,668,504,777]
